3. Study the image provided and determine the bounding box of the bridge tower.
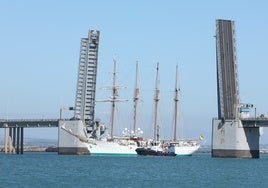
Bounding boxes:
[74,30,100,125]
[212,19,260,158]
[58,30,101,155]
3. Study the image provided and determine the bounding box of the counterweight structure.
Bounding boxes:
[74,30,100,125]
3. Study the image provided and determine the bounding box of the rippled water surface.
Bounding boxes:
[1,153,268,187]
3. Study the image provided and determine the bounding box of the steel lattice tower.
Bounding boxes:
[74,30,100,125]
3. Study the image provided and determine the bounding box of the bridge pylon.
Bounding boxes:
[212,19,261,158]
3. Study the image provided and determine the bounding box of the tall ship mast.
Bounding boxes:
[133,61,139,136]
[168,64,200,156]
[173,65,179,141]
[109,58,128,139]
[154,63,160,141]
[110,59,117,139]
[97,58,127,139]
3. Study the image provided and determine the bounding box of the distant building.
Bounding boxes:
[74,30,100,125]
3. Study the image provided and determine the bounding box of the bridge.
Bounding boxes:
[0,106,76,154]
[241,118,268,127]
[0,119,60,154]
[212,19,268,158]
[0,29,100,155]
[0,119,59,128]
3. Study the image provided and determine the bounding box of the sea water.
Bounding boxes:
[0,153,268,188]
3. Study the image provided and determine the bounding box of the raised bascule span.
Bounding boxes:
[212,19,268,158]
[58,30,102,154]
[74,30,100,125]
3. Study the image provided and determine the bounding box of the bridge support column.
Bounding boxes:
[9,128,13,154]
[16,127,20,154]
[4,124,8,153]
[4,127,24,154]
[21,127,24,154]
[212,119,260,158]
[12,128,16,152]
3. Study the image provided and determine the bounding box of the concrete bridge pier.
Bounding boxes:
[212,119,260,158]
[4,126,9,153]
[4,124,24,154]
[4,125,15,153]
[8,127,14,153]
[58,120,89,155]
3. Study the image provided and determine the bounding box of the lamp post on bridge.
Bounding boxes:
[60,107,75,120]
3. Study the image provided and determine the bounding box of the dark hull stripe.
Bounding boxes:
[212,149,259,158]
[58,147,89,155]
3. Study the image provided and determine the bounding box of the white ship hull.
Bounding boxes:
[168,140,200,156]
[87,138,139,156]
[172,145,200,156]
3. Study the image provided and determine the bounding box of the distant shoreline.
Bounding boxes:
[0,146,58,152]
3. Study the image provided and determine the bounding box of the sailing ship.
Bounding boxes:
[136,63,176,156]
[167,65,200,156]
[86,60,145,155]
[135,64,200,156]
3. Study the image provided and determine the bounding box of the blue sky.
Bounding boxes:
[0,0,268,144]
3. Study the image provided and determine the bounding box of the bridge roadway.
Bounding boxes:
[240,117,268,127]
[0,119,60,154]
[0,119,59,128]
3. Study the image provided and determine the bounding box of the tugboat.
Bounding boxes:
[135,140,176,156]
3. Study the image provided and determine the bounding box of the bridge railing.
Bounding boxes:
[240,117,268,121]
[240,117,268,127]
[0,119,61,128]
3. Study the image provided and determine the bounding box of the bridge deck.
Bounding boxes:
[241,117,268,127]
[0,119,60,128]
